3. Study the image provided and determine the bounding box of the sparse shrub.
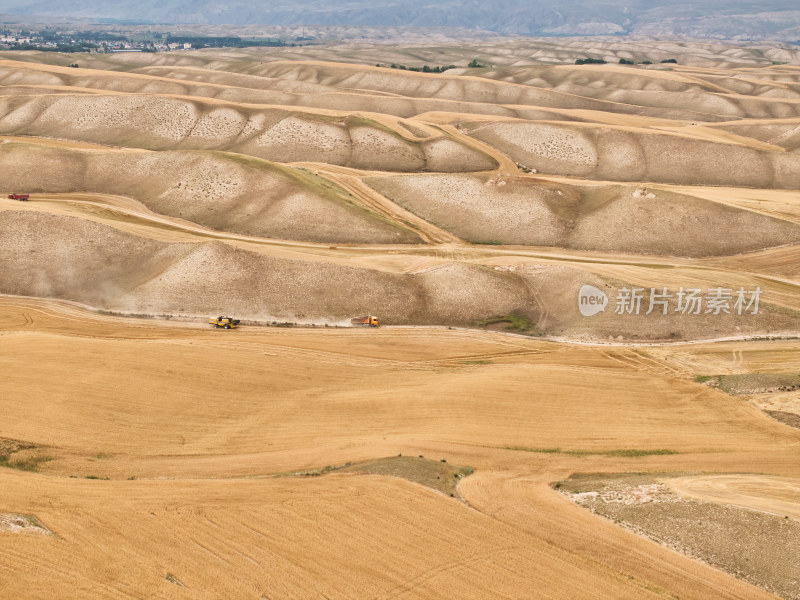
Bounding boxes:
[405,64,457,74]
[660,58,677,63]
[166,573,185,587]
[474,314,537,334]
[0,454,53,472]
[619,58,634,65]
[602,449,677,458]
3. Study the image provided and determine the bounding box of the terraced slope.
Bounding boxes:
[368,174,800,253]
[0,140,420,243]
[1,44,799,339]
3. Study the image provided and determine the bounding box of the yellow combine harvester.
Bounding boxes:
[208,316,240,329]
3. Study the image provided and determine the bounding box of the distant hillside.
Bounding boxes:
[3,0,800,41]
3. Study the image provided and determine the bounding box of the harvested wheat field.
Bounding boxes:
[1,37,799,599]
[2,297,800,599]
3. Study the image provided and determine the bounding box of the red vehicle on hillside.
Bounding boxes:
[8,193,29,201]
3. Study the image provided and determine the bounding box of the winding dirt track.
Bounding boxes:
[296,163,463,244]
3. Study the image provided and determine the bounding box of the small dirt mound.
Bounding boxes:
[339,456,473,498]
[766,410,800,429]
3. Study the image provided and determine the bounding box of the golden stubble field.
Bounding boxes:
[0,37,799,598]
[1,297,799,599]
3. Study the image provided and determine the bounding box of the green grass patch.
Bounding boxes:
[209,150,359,208]
[22,514,48,531]
[344,115,404,137]
[339,456,474,497]
[0,439,52,472]
[595,449,678,458]
[503,446,562,454]
[0,454,54,472]
[502,446,677,458]
[277,462,353,477]
[714,372,800,395]
[553,472,661,493]
[280,456,474,498]
[474,314,537,334]
[291,166,420,238]
[209,150,416,234]
[206,150,394,223]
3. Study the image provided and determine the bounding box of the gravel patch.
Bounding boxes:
[559,474,800,600]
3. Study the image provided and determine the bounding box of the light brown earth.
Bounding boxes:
[0,45,799,341]
[1,39,800,599]
[558,473,800,600]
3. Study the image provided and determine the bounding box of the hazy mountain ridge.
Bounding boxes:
[3,0,800,41]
